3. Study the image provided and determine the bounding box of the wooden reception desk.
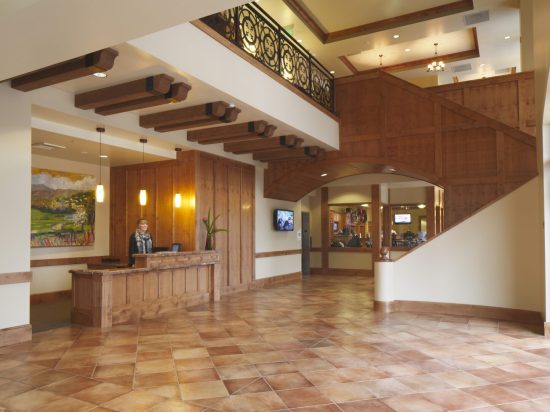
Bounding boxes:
[70,251,221,328]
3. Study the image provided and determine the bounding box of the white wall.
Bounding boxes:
[30,155,110,294]
[255,168,302,279]
[392,178,542,312]
[328,185,371,204]
[0,84,31,329]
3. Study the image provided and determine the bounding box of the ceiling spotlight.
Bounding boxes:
[361,203,369,207]
[329,70,335,74]
[504,35,511,40]
[480,63,485,67]
[321,172,328,177]
[93,72,107,78]
[99,154,108,158]
[405,48,411,52]
[297,39,303,43]
[393,34,400,39]
[417,204,426,209]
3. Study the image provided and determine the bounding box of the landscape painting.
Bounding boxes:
[31,168,96,247]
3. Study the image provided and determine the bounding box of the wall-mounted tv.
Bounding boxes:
[394,213,412,224]
[274,209,294,231]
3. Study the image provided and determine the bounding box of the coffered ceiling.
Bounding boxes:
[259,0,521,86]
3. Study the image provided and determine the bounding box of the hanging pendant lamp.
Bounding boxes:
[95,127,105,203]
[139,138,147,206]
[427,43,445,72]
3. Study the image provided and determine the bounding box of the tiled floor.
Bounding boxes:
[1,275,549,411]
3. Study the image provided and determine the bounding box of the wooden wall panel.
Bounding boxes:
[112,276,127,307]
[198,266,209,292]
[214,160,229,287]
[444,129,497,179]
[174,152,197,251]
[141,168,157,237]
[185,267,198,293]
[156,165,174,248]
[173,268,185,295]
[228,165,242,287]
[241,167,254,285]
[159,270,172,298]
[126,168,142,247]
[143,272,159,301]
[110,168,127,260]
[197,155,215,251]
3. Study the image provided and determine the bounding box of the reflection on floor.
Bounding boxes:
[1,275,549,411]
[30,298,72,333]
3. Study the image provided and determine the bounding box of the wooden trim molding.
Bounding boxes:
[310,268,372,276]
[255,249,302,258]
[31,290,72,305]
[376,300,542,325]
[253,272,302,288]
[284,0,473,44]
[0,324,32,347]
[31,256,108,268]
[545,322,550,337]
[310,247,322,252]
[0,271,32,285]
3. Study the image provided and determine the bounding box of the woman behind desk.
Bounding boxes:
[129,218,153,266]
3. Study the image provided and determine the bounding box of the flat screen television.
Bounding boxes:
[274,209,294,231]
[394,213,412,224]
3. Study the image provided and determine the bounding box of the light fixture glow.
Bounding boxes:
[93,72,107,78]
[95,127,105,203]
[139,138,148,206]
[321,172,328,177]
[99,154,108,158]
[427,43,445,72]
[504,35,511,40]
[297,39,303,43]
[361,203,369,207]
[329,70,335,74]
[393,34,400,39]
[417,203,426,209]
[174,193,182,208]
[405,48,411,52]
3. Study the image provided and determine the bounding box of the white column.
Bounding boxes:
[374,260,394,303]
[0,83,31,330]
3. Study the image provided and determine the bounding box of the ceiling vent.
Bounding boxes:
[464,10,489,25]
[32,142,66,151]
[452,63,472,73]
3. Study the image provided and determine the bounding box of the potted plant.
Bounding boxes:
[202,208,227,250]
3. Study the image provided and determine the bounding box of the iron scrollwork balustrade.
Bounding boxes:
[201,3,334,112]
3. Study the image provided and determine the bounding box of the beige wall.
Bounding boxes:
[30,155,110,294]
[329,252,372,270]
[392,178,542,311]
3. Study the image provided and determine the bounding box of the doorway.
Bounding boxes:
[301,212,310,276]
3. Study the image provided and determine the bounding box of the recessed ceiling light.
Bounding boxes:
[417,204,426,209]
[297,39,302,43]
[361,203,369,207]
[405,48,411,52]
[393,34,400,39]
[480,63,485,67]
[99,154,108,158]
[93,72,107,78]
[504,35,511,40]
[329,70,335,74]
[321,172,328,177]
[387,167,396,172]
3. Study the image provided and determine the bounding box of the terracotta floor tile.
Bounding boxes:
[172,347,209,360]
[223,377,271,395]
[265,372,313,390]
[226,391,286,412]
[32,396,96,412]
[72,382,131,404]
[0,381,35,401]
[395,373,453,392]
[256,362,298,376]
[207,345,242,356]
[97,352,136,366]
[0,363,48,380]
[362,378,415,397]
[381,394,446,412]
[139,383,181,399]
[2,389,64,411]
[102,390,166,412]
[498,400,550,412]
[289,405,340,412]
[469,367,522,383]
[499,362,549,379]
[423,388,491,410]
[137,350,172,362]
[180,380,229,400]
[211,354,248,367]
[501,379,550,398]
[93,363,135,379]
[41,375,99,396]
[276,387,332,408]
[134,371,178,388]
[463,384,527,405]
[338,399,394,412]
[178,368,220,383]
[317,382,374,403]
[217,364,260,379]
[302,369,349,386]
[147,399,204,411]
[175,357,214,371]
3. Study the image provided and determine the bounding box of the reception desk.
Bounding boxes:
[70,251,221,328]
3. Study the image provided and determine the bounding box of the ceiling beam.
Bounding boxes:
[283,0,474,44]
[224,135,302,154]
[95,82,191,116]
[188,121,276,144]
[141,102,241,132]
[253,146,324,162]
[74,74,173,110]
[11,48,119,92]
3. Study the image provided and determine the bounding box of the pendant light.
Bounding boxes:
[379,54,383,68]
[427,43,445,72]
[139,138,147,206]
[95,127,105,203]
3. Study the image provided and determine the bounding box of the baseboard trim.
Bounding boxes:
[0,324,32,347]
[31,290,72,305]
[376,300,542,324]
[0,271,32,285]
[253,272,302,288]
[310,268,372,276]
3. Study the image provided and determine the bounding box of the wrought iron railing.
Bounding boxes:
[201,2,335,112]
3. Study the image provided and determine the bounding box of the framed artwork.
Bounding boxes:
[31,168,96,247]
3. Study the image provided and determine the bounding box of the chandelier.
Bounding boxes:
[427,43,445,72]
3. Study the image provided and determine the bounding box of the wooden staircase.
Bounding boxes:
[263,70,537,228]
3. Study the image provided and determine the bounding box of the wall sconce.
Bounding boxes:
[95,127,105,203]
[174,193,182,208]
[139,138,147,206]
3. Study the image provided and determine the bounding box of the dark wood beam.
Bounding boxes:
[188,121,275,145]
[75,74,173,110]
[253,146,324,162]
[153,106,242,132]
[11,48,119,92]
[224,135,302,154]
[95,82,191,116]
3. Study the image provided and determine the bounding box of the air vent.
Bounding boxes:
[452,63,472,73]
[32,142,66,150]
[464,10,489,25]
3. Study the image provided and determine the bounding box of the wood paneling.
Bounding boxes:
[0,271,32,285]
[255,249,301,258]
[264,70,537,228]
[111,150,255,295]
[31,256,107,267]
